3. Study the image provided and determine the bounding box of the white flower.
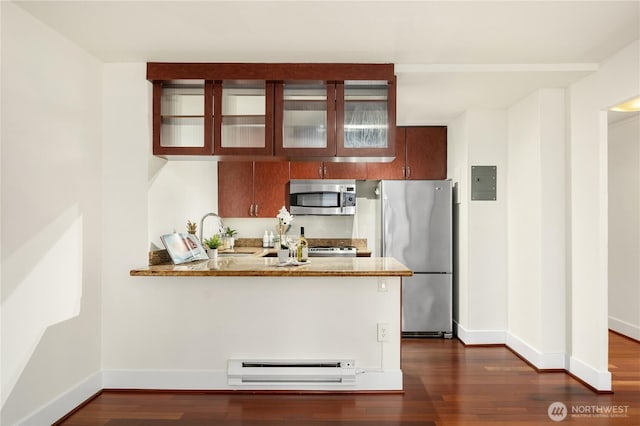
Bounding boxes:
[276,206,293,248]
[276,206,293,226]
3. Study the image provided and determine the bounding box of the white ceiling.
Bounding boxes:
[13,0,640,124]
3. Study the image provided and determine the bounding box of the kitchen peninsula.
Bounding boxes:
[131,256,409,277]
[130,256,411,391]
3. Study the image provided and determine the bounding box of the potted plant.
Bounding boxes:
[204,234,222,259]
[223,226,238,250]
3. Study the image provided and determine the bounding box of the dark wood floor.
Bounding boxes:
[57,331,639,425]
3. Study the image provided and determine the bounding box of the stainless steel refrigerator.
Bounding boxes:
[380,180,453,338]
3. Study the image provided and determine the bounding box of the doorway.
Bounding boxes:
[607,105,640,344]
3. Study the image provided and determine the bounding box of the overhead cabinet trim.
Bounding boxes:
[147,63,395,82]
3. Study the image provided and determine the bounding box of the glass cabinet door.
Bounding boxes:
[337,80,395,158]
[153,80,211,155]
[214,80,273,155]
[275,81,336,156]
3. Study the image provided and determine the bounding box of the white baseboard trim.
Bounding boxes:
[102,369,227,390]
[17,371,102,426]
[505,332,567,370]
[454,322,506,345]
[102,368,403,392]
[609,316,640,341]
[569,356,612,391]
[14,367,401,426]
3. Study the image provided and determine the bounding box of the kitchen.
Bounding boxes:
[2,1,639,425]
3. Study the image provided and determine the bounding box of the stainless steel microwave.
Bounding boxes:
[288,179,356,215]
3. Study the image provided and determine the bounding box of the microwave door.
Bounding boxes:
[296,192,340,208]
[290,192,342,215]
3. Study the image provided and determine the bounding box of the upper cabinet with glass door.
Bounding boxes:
[336,80,396,158]
[148,63,395,158]
[214,80,274,156]
[153,80,212,156]
[275,81,336,157]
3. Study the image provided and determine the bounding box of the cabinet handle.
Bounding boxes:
[318,166,323,178]
[406,166,411,178]
[402,166,406,177]
[249,204,254,216]
[254,204,259,216]
[323,166,327,176]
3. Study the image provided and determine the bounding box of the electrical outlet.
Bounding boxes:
[378,278,388,292]
[377,322,389,342]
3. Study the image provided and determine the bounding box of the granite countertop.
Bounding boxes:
[130,256,412,277]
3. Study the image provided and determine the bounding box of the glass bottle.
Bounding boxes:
[297,227,309,262]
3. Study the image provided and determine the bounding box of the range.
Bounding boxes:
[308,246,357,257]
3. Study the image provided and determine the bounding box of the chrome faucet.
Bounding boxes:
[199,212,224,244]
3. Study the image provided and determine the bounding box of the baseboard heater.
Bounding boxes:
[228,359,356,386]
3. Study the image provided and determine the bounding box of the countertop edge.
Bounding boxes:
[130,270,413,277]
[130,256,412,277]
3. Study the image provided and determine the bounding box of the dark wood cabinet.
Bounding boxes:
[218,162,253,217]
[213,81,274,156]
[290,161,367,180]
[254,162,290,217]
[275,80,396,159]
[367,126,446,180]
[336,80,396,159]
[405,126,447,180]
[274,82,337,158]
[324,162,367,179]
[148,63,396,160]
[152,80,212,156]
[290,161,324,179]
[218,161,289,218]
[152,80,274,157]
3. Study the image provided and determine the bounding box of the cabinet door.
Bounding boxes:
[336,80,396,158]
[214,80,274,156]
[405,126,447,180]
[218,162,254,217]
[275,81,336,157]
[254,162,290,218]
[367,127,406,179]
[153,81,213,156]
[290,161,324,179]
[324,162,367,180]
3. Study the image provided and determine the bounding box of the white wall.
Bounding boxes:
[608,114,640,340]
[101,63,152,371]
[447,111,508,342]
[1,3,103,424]
[507,89,566,368]
[447,115,468,328]
[568,39,640,390]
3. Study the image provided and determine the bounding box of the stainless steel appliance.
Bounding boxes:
[308,246,357,257]
[380,180,453,338]
[289,180,356,215]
